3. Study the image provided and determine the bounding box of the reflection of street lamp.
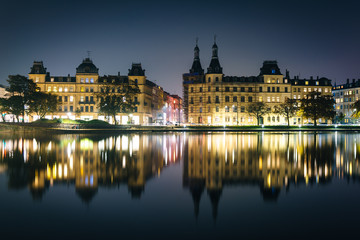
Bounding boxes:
[67,112,71,119]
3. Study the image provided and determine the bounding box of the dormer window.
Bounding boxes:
[271,69,275,74]
[305,81,309,85]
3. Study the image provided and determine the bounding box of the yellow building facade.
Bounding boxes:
[28,59,170,124]
[183,42,333,125]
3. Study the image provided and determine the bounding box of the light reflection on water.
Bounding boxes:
[0,131,360,238]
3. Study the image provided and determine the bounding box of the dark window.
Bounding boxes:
[199,87,202,92]
[85,96,89,102]
[216,87,219,92]
[64,106,68,112]
[277,87,280,92]
[248,87,252,92]
[208,86,211,92]
[285,87,288,93]
[90,96,94,102]
[233,87,237,92]
[267,87,270,92]
[85,106,89,112]
[225,106,229,112]
[259,87,262,92]
[208,77,211,82]
[272,87,275,92]
[233,106,237,112]
[225,87,230,92]
[215,77,219,82]
[241,96,245,102]
[64,96,68,102]
[208,96,211,103]
[225,96,230,102]
[191,87,194,93]
[241,87,245,92]
[90,106,93,112]
[233,96,237,102]
[241,107,245,112]
[216,96,220,103]
[134,107,137,112]
[70,106,73,112]
[190,97,194,104]
[248,96,253,102]
[199,97,202,103]
[58,96,62,102]
[199,107,202,113]
[216,106,219,112]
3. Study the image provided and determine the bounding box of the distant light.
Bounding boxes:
[298,124,302,128]
[262,124,264,128]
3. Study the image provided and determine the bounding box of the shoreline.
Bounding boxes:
[1,122,360,133]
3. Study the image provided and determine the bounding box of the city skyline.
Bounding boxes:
[1,0,359,97]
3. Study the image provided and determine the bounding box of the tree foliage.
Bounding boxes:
[351,100,360,119]
[299,92,335,126]
[0,98,11,121]
[6,75,39,122]
[246,102,271,125]
[273,98,299,126]
[95,76,140,124]
[28,92,58,119]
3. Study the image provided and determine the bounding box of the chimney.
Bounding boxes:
[118,71,120,77]
[317,76,319,80]
[310,76,313,80]
[353,79,355,84]
[347,78,349,84]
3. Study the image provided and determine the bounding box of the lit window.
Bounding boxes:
[53,86,57,92]
[59,87,63,92]
[64,87,68,92]
[259,96,263,102]
[35,77,39,82]
[276,97,280,102]
[90,78,94,83]
[47,87,51,92]
[304,88,307,92]
[51,78,54,82]
[69,87,73,92]
[70,96,73,102]
[325,88,328,93]
[85,78,89,83]
[80,78,84,83]
[81,87,85,92]
[267,97,270,102]
[80,96,84,102]
[316,81,319,86]
[305,81,309,85]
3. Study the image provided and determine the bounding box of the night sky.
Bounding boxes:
[0,0,359,96]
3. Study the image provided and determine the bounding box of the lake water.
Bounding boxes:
[0,131,359,239]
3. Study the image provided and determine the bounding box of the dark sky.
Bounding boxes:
[0,0,359,96]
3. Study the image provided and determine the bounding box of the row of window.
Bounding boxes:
[190,86,289,93]
[190,96,281,104]
[80,78,95,83]
[58,105,94,112]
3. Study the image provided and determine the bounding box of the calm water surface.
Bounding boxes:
[0,131,359,239]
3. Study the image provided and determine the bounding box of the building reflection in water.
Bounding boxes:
[0,133,183,202]
[0,132,360,219]
[183,132,360,219]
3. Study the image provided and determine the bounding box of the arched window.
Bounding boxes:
[215,77,219,82]
[208,77,211,82]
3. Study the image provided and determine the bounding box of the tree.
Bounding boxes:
[7,96,24,122]
[351,100,360,119]
[0,98,11,121]
[95,76,140,125]
[273,98,299,126]
[299,92,335,126]
[336,112,345,124]
[6,75,38,122]
[246,102,271,125]
[28,92,58,119]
